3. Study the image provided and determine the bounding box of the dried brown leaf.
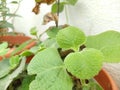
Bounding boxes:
[43,12,58,25]
[32,3,40,14]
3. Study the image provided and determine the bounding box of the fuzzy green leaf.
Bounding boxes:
[56,26,86,51]
[43,38,59,48]
[0,57,26,90]
[0,59,11,78]
[101,45,120,62]
[27,48,73,90]
[30,27,37,36]
[86,31,120,49]
[0,42,8,49]
[9,55,20,69]
[64,48,104,79]
[51,2,65,13]
[46,27,59,38]
[0,42,9,56]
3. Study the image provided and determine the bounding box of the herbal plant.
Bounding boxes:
[0,0,22,32]
[0,0,120,90]
[26,1,120,89]
[27,26,120,90]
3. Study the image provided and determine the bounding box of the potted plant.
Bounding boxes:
[25,26,119,90]
[0,0,120,90]
[0,0,22,33]
[0,0,36,58]
[0,26,120,90]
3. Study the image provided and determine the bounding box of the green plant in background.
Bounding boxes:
[0,0,22,33]
[27,26,120,90]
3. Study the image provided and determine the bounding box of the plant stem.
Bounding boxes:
[2,1,7,21]
[56,0,60,27]
[57,0,60,17]
[81,79,86,85]
[11,0,23,32]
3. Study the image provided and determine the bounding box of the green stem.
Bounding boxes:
[81,79,86,85]
[56,0,60,27]
[72,46,79,52]
[11,0,23,32]
[2,1,7,21]
[57,0,60,17]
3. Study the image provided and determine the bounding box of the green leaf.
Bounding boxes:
[0,59,11,78]
[66,0,78,5]
[46,27,59,38]
[2,13,21,17]
[0,56,22,78]
[64,48,104,79]
[27,48,73,90]
[30,27,37,36]
[0,42,8,49]
[9,55,20,69]
[101,45,120,62]
[0,42,9,56]
[56,26,86,51]
[29,46,40,54]
[10,1,18,4]
[51,2,65,13]
[0,57,26,90]
[0,7,9,12]
[0,21,14,29]
[18,75,35,90]
[21,50,33,57]
[43,38,59,48]
[0,48,9,56]
[85,31,120,49]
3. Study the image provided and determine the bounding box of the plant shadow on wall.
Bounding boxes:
[0,0,120,90]
[0,0,22,35]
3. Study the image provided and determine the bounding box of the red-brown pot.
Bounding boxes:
[95,69,118,90]
[0,35,36,62]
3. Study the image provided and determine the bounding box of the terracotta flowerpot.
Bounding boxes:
[0,35,36,62]
[95,69,118,90]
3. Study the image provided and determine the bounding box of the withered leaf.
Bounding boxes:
[33,0,56,14]
[43,12,58,25]
[32,3,40,14]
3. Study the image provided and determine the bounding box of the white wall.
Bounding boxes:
[67,0,120,35]
[12,0,120,36]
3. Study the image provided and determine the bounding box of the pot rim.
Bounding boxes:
[95,69,118,90]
